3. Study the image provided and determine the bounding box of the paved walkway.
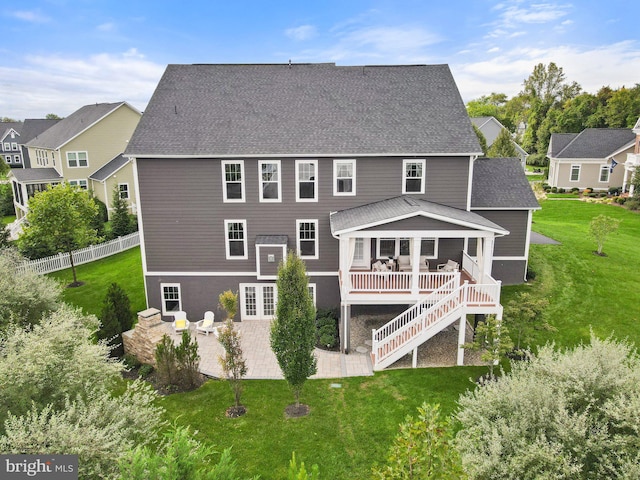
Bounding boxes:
[165,320,373,380]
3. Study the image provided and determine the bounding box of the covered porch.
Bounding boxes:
[330,196,508,359]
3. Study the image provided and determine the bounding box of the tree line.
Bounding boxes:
[467,62,640,163]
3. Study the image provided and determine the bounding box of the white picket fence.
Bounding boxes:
[17,232,140,275]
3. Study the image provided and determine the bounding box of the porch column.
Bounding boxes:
[338,236,350,297]
[411,236,421,296]
[476,237,484,278]
[340,302,351,353]
[622,167,629,193]
[456,313,466,366]
[482,236,495,280]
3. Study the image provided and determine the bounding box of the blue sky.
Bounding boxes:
[2,0,638,119]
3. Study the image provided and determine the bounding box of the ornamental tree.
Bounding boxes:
[589,214,621,256]
[98,282,134,357]
[217,319,248,411]
[18,182,98,284]
[487,127,518,158]
[270,251,317,411]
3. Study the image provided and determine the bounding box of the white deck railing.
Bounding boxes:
[462,252,481,282]
[347,271,457,294]
[17,232,140,275]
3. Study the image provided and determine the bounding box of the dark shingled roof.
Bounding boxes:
[471,158,539,209]
[548,133,577,157]
[20,119,61,143]
[255,235,288,245]
[551,128,635,158]
[0,121,23,140]
[11,168,61,183]
[89,153,129,182]
[26,102,126,149]
[126,63,481,157]
[330,196,507,235]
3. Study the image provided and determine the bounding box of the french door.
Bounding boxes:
[240,283,276,320]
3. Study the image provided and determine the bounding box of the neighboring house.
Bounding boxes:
[623,117,640,195]
[9,102,141,220]
[546,127,635,191]
[125,63,539,369]
[470,116,528,167]
[19,119,62,168]
[1,122,23,167]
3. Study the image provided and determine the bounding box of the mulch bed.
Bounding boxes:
[285,403,310,418]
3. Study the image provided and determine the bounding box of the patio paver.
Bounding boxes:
[165,320,373,379]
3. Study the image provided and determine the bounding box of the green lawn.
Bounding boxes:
[2,215,15,225]
[45,200,640,478]
[48,247,146,318]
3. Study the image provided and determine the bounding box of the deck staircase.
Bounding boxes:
[371,276,498,370]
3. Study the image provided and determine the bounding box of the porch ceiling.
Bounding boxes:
[330,195,508,236]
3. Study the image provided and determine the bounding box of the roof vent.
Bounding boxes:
[404,197,419,206]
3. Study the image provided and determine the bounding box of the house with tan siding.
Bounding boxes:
[547,128,635,192]
[126,63,539,370]
[9,102,141,221]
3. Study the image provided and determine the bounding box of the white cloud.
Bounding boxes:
[97,22,116,32]
[452,40,640,102]
[11,10,50,23]
[285,25,317,41]
[497,1,572,26]
[0,51,165,119]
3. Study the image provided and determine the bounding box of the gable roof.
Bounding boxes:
[550,128,635,158]
[330,196,508,236]
[25,102,128,150]
[470,116,529,157]
[547,133,577,157]
[20,119,61,144]
[126,63,481,157]
[471,158,539,210]
[0,122,23,141]
[89,153,129,182]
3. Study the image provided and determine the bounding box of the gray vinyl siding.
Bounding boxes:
[147,274,339,321]
[257,246,284,278]
[137,156,471,273]
[491,260,527,285]
[473,210,529,257]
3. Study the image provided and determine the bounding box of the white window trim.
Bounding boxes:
[599,164,610,183]
[3,142,10,151]
[295,159,318,202]
[161,283,182,316]
[221,160,245,202]
[68,179,88,189]
[11,142,18,150]
[376,237,438,259]
[67,151,88,168]
[333,159,356,196]
[118,183,130,199]
[570,164,581,182]
[402,159,426,194]
[258,160,282,202]
[224,219,248,260]
[296,219,319,259]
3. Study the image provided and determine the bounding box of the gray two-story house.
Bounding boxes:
[126,63,538,369]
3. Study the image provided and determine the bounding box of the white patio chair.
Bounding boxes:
[172,311,190,334]
[195,311,218,336]
[397,255,411,272]
[437,259,459,272]
[419,256,430,272]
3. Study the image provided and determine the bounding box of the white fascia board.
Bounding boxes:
[334,210,508,236]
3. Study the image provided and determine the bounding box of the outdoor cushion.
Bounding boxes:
[201,318,213,329]
[175,319,186,329]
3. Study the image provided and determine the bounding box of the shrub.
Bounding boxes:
[154,332,201,391]
[616,196,627,205]
[218,289,239,321]
[456,335,640,479]
[316,309,339,349]
[123,353,142,369]
[0,248,62,330]
[138,364,154,378]
[571,187,580,193]
[625,199,640,211]
[526,153,548,167]
[217,319,247,410]
[0,183,14,216]
[557,187,565,193]
[97,282,133,357]
[551,186,557,193]
[608,186,622,195]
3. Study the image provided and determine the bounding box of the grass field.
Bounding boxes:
[45,199,640,478]
[2,215,15,225]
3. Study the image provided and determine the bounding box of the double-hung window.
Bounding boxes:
[161,283,181,315]
[599,165,610,183]
[67,151,88,168]
[297,219,318,259]
[69,179,88,190]
[11,142,17,151]
[403,159,426,194]
[3,142,10,151]
[225,220,248,259]
[333,159,356,195]
[222,160,245,202]
[118,183,130,199]
[296,160,318,201]
[570,164,580,182]
[259,160,281,202]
